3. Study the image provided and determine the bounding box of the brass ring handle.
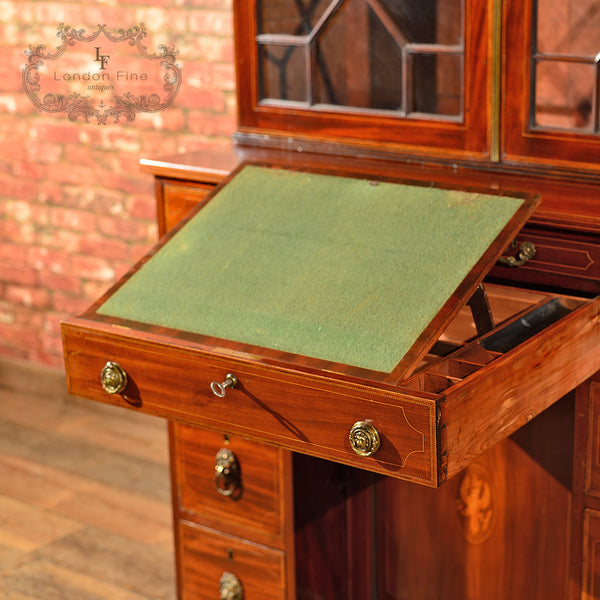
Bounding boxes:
[214,448,241,497]
[498,240,536,267]
[349,421,381,457]
[100,361,127,394]
[210,374,238,398]
[219,571,244,600]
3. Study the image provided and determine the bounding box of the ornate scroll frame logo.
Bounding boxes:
[22,23,181,124]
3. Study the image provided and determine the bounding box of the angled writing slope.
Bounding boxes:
[96,164,535,381]
[62,163,600,486]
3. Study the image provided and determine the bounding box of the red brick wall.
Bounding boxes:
[0,1,236,368]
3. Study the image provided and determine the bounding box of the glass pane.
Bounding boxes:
[257,0,464,118]
[315,0,403,109]
[259,0,332,35]
[534,60,595,131]
[537,0,600,56]
[260,45,307,102]
[379,0,462,45]
[412,54,462,116]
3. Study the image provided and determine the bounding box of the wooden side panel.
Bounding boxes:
[443,298,600,480]
[178,523,286,600]
[580,377,600,600]
[375,395,573,600]
[586,382,600,497]
[583,509,600,600]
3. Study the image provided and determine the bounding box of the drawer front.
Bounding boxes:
[173,424,286,548]
[489,226,600,295]
[179,522,286,600]
[160,180,215,233]
[63,323,437,485]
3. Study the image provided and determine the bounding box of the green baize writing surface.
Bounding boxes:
[97,166,524,372]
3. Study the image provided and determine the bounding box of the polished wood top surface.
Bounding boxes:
[141,145,600,233]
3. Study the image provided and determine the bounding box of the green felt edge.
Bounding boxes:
[98,165,525,372]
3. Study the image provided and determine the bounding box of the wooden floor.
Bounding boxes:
[0,360,176,600]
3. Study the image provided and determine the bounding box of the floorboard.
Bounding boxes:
[0,364,176,600]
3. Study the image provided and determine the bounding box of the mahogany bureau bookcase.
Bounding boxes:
[62,1,600,599]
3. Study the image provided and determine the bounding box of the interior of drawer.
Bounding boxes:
[411,283,587,394]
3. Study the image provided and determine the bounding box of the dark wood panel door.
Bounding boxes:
[293,394,575,599]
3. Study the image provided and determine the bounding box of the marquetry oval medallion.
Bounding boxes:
[456,463,497,544]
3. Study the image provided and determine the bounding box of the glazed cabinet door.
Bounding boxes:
[503,0,600,172]
[235,0,493,160]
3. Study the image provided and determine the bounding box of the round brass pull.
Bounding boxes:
[214,448,241,497]
[100,361,127,394]
[210,374,238,398]
[349,421,381,457]
[219,571,243,600]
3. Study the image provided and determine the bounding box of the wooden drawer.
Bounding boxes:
[178,522,286,600]
[489,224,600,295]
[173,424,286,548]
[159,180,215,233]
[62,163,600,487]
[62,321,436,484]
[62,289,600,486]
